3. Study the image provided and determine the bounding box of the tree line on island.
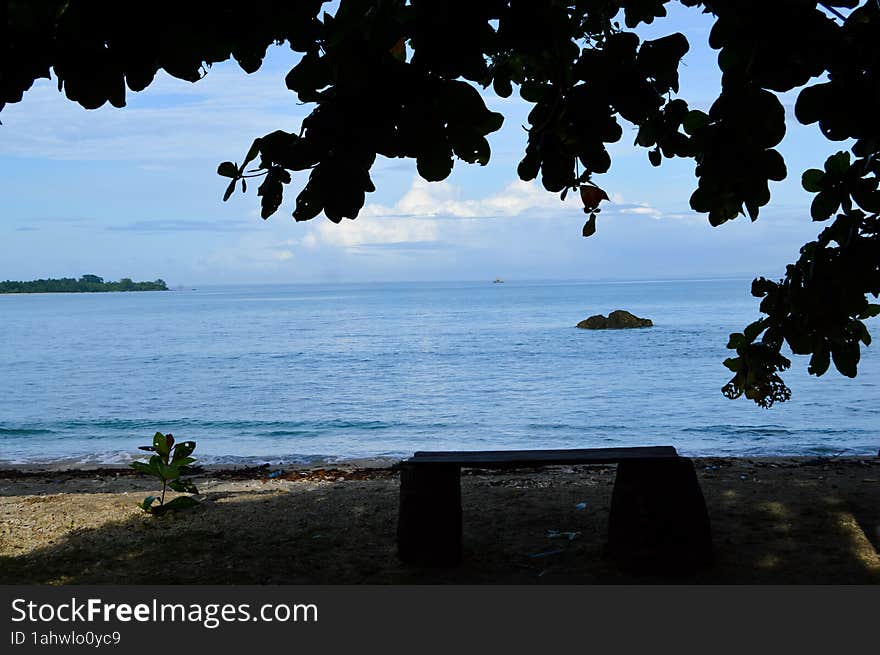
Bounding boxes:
[0,275,168,294]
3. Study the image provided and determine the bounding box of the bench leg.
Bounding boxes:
[397,463,462,566]
[607,457,712,573]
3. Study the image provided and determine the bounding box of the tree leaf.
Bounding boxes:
[743,319,765,343]
[810,191,839,221]
[860,304,880,319]
[831,341,859,378]
[217,161,239,178]
[801,169,825,193]
[582,213,596,237]
[416,148,454,182]
[493,76,512,98]
[242,139,261,169]
[682,110,709,135]
[223,178,237,202]
[808,345,830,376]
[579,185,608,212]
[824,151,850,176]
[390,37,406,62]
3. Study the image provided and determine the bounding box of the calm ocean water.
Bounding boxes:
[1,279,877,465]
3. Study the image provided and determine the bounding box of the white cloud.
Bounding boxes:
[314,215,439,248]
[299,176,561,252]
[297,176,666,252]
[621,204,662,218]
[361,176,573,220]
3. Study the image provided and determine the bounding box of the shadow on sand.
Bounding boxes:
[1,462,878,584]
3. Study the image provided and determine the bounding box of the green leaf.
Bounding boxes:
[517,153,540,181]
[726,333,746,349]
[722,357,741,372]
[148,455,164,476]
[130,461,154,476]
[161,496,200,512]
[217,161,239,178]
[293,185,323,222]
[824,151,850,176]
[808,345,830,376]
[153,432,171,458]
[635,124,656,147]
[451,129,491,165]
[860,304,880,319]
[801,169,825,193]
[795,83,831,125]
[169,478,198,494]
[763,150,787,182]
[682,110,709,136]
[157,461,180,481]
[850,320,872,346]
[831,341,859,378]
[743,319,765,343]
[138,496,159,512]
[172,441,197,462]
[810,191,839,221]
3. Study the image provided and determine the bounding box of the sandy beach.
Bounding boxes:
[2,456,879,584]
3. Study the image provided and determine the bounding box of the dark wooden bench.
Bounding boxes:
[397,446,712,572]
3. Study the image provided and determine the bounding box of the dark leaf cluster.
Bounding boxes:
[0,276,167,293]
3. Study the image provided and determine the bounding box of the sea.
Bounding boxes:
[1,279,877,466]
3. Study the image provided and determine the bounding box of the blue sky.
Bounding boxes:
[0,4,845,285]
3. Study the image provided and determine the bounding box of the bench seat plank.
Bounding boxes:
[408,445,678,466]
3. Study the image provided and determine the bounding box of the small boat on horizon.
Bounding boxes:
[493,278,504,284]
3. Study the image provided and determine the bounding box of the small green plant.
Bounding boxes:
[131,432,200,515]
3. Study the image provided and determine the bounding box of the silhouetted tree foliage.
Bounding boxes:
[0,276,168,293]
[3,1,879,406]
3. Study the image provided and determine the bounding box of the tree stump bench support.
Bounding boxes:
[397,446,712,572]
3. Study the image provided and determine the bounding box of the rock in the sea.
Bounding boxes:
[576,310,653,329]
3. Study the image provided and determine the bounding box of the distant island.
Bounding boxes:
[0,275,168,294]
